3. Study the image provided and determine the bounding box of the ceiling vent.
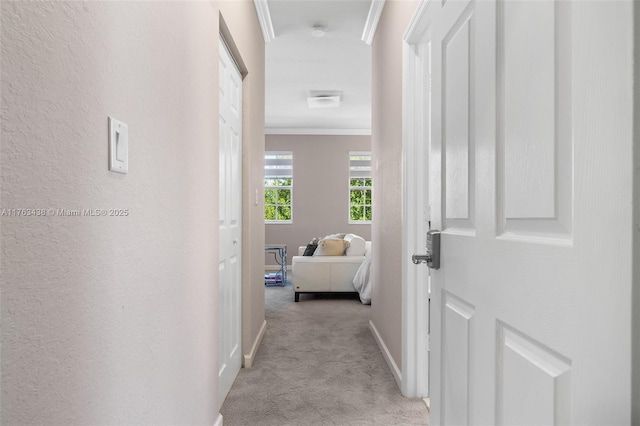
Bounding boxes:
[307,91,342,108]
[311,24,327,38]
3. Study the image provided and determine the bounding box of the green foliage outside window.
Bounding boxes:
[350,178,372,221]
[265,178,292,222]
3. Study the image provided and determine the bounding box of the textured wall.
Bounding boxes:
[370,0,418,375]
[265,134,372,266]
[1,1,264,423]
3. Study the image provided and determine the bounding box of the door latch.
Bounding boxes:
[412,253,431,264]
[412,230,440,270]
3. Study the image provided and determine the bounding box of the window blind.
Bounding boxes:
[349,152,372,179]
[265,152,293,178]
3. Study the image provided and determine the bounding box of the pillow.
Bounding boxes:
[303,243,317,256]
[313,238,350,256]
[344,234,366,256]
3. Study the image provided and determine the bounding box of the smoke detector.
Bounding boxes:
[307,91,342,108]
[311,24,327,38]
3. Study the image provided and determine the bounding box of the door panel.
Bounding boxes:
[497,322,571,426]
[442,292,475,425]
[498,0,573,238]
[502,0,556,219]
[443,9,474,229]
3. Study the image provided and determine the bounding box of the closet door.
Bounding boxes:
[218,37,242,410]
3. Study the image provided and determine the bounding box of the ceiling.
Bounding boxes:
[262,0,376,134]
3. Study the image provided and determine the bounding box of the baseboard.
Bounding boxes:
[214,413,223,426]
[369,320,402,390]
[243,319,267,368]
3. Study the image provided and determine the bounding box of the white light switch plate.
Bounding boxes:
[109,117,128,174]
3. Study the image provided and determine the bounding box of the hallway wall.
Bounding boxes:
[0,1,264,423]
[265,134,372,266]
[370,0,419,382]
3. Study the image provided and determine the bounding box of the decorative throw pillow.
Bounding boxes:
[303,243,318,256]
[313,238,350,256]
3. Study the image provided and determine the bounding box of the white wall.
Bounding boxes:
[0,1,264,423]
[265,134,371,266]
[370,0,418,377]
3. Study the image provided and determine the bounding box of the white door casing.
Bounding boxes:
[420,0,634,424]
[218,38,243,410]
[402,0,435,398]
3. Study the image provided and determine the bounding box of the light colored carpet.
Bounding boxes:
[220,281,430,425]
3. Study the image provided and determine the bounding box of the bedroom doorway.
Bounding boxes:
[218,36,243,410]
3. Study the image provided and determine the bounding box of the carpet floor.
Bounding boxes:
[220,281,429,425]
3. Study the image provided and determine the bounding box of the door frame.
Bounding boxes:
[401,0,433,399]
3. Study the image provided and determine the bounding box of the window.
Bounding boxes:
[349,152,372,223]
[264,151,293,223]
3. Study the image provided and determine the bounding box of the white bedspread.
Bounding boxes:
[352,251,372,304]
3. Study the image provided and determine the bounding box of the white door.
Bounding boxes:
[218,38,242,409]
[425,0,634,424]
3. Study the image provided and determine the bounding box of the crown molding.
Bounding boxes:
[253,0,275,44]
[361,0,386,45]
[265,128,372,136]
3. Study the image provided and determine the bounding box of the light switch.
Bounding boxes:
[109,117,128,174]
[115,132,124,162]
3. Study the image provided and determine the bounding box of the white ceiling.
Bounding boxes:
[264,0,373,134]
